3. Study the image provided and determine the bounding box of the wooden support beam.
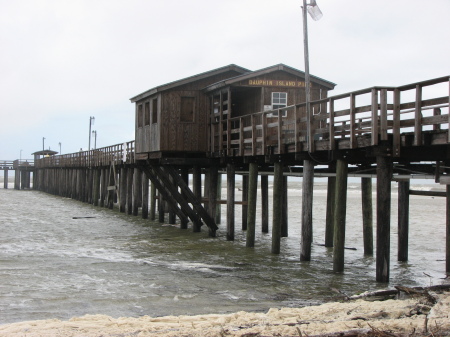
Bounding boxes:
[329,98,335,150]
[333,158,348,272]
[158,191,165,223]
[162,164,218,235]
[371,89,378,146]
[414,84,423,146]
[272,162,283,254]
[132,167,141,215]
[208,165,219,237]
[99,168,106,206]
[227,163,235,241]
[119,167,126,212]
[393,89,401,157]
[142,171,149,219]
[281,175,288,238]
[141,165,189,224]
[325,169,336,247]
[126,167,133,215]
[301,159,314,261]
[361,177,374,255]
[168,174,176,224]
[349,93,356,148]
[150,181,156,220]
[376,155,392,282]
[3,168,8,189]
[242,174,248,231]
[246,162,258,247]
[215,174,222,225]
[261,175,269,233]
[398,180,410,261]
[192,165,202,232]
[380,89,388,141]
[180,168,189,229]
[93,168,101,207]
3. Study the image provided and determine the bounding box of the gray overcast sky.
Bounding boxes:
[1,0,449,160]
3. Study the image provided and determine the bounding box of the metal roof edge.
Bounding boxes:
[130,64,250,103]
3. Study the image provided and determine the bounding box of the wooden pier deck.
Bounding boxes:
[4,74,450,283]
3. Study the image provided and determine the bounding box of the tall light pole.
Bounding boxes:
[42,137,45,151]
[92,130,97,149]
[88,116,95,151]
[58,142,62,154]
[302,0,322,152]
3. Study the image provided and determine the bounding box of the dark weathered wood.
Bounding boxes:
[301,160,314,261]
[93,168,101,207]
[242,174,248,230]
[325,174,336,247]
[361,177,373,255]
[162,165,218,234]
[158,191,165,223]
[126,167,133,215]
[192,165,202,232]
[398,180,410,261]
[227,163,235,241]
[142,172,149,219]
[333,159,348,272]
[281,175,288,237]
[150,181,156,220]
[409,190,446,197]
[261,175,269,233]
[376,155,392,282]
[101,168,108,207]
[246,162,258,247]
[3,168,8,189]
[414,84,422,146]
[180,168,189,229]
[168,174,176,224]
[393,88,401,157]
[107,166,115,209]
[215,174,222,224]
[208,165,219,237]
[118,167,126,212]
[132,167,142,216]
[272,162,283,254]
[142,166,189,224]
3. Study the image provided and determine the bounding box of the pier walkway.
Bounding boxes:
[3,74,450,283]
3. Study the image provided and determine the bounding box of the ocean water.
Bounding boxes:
[0,177,447,324]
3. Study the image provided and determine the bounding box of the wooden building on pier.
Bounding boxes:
[131,64,335,159]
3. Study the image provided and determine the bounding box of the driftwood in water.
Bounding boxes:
[346,284,450,301]
[72,216,96,219]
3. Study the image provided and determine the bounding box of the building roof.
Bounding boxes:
[130,64,251,103]
[203,63,336,92]
[32,150,58,156]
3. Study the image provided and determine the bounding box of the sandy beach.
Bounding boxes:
[1,289,449,337]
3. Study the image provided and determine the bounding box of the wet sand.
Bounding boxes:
[1,291,449,337]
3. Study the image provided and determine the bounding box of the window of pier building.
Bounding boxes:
[180,96,195,123]
[270,92,287,117]
[137,104,143,128]
[152,98,158,124]
[144,102,150,126]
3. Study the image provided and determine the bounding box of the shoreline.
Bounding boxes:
[1,290,449,337]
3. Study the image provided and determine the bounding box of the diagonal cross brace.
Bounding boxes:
[162,165,217,234]
[140,165,189,224]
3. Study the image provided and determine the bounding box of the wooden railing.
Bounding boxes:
[211,76,449,156]
[35,141,135,168]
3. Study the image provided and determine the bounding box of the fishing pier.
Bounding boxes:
[5,64,450,283]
